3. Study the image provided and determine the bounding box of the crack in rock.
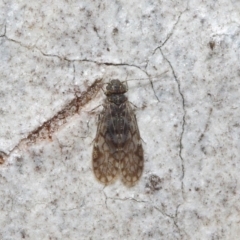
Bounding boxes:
[145,6,189,236]
[3,30,147,73]
[154,205,181,237]
[103,190,184,238]
[0,24,6,38]
[148,5,188,201]
[153,4,188,54]
[159,48,186,201]
[2,26,165,105]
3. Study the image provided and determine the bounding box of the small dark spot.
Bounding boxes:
[141,103,147,110]
[86,10,92,18]
[107,48,110,51]
[0,155,4,164]
[237,69,240,77]
[209,41,215,50]
[148,231,153,237]
[93,26,98,33]
[35,166,41,172]
[145,174,162,193]
[189,188,191,191]
[201,146,206,155]
[20,230,26,238]
[51,199,58,206]
[195,187,199,191]
[16,157,23,162]
[200,18,205,24]
[112,27,118,35]
[198,133,204,142]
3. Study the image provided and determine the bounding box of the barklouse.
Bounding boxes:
[92,79,144,186]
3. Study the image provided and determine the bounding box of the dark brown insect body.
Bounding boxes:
[92,79,144,186]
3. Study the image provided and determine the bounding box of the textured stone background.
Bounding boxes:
[0,0,240,239]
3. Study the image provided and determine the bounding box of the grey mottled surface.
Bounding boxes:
[0,0,240,239]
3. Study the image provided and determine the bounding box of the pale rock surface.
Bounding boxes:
[0,0,239,239]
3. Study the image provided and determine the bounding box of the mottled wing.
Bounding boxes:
[92,103,119,184]
[120,102,144,186]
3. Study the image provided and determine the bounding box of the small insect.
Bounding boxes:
[92,79,144,186]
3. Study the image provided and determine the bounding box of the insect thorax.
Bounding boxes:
[107,94,127,105]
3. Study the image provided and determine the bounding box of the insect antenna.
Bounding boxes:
[125,70,169,82]
[122,73,129,91]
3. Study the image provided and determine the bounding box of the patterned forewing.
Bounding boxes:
[92,102,119,184]
[120,102,144,186]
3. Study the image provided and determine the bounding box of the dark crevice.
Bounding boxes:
[3,32,146,74]
[154,206,174,219]
[61,206,82,212]
[35,47,64,61]
[102,190,121,238]
[102,188,118,219]
[2,30,160,102]
[0,24,6,38]
[142,70,170,103]
[144,72,160,102]
[146,4,189,235]
[153,3,188,55]
[159,48,186,200]
[5,34,33,50]
[66,57,146,74]
[3,32,147,73]
[104,190,182,237]
[147,6,188,103]
[156,12,182,51]
[104,193,183,237]
[154,206,181,237]
[106,196,148,203]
